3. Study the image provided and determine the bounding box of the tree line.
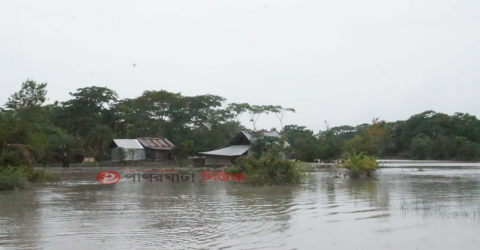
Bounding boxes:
[0,80,294,167]
[283,112,480,162]
[2,79,480,167]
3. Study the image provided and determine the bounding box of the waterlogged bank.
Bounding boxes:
[1,164,480,249]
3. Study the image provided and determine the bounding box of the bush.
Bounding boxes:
[0,167,27,190]
[409,133,433,160]
[0,145,38,166]
[0,165,58,190]
[225,132,303,185]
[337,151,379,178]
[317,130,342,162]
[17,166,57,182]
[226,153,304,186]
[226,134,304,185]
[0,150,21,167]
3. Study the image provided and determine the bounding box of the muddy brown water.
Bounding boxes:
[1,162,480,249]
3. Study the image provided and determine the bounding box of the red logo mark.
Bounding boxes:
[97,171,121,184]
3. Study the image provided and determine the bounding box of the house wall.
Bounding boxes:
[204,155,233,166]
[145,148,170,160]
[190,157,205,167]
[111,148,146,161]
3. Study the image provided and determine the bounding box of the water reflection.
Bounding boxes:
[1,166,480,249]
[0,190,41,249]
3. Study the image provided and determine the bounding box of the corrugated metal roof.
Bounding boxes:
[137,137,175,150]
[113,139,144,149]
[241,130,281,140]
[199,145,250,156]
[241,131,290,147]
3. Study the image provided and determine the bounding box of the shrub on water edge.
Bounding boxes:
[226,133,304,185]
[17,166,58,182]
[0,167,27,190]
[226,154,304,186]
[0,166,58,190]
[337,151,380,178]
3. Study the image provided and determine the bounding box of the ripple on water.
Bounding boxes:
[2,168,480,249]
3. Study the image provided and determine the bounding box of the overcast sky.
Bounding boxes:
[1,0,480,132]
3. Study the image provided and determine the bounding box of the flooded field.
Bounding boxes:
[1,161,480,249]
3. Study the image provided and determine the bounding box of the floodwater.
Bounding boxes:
[1,161,480,250]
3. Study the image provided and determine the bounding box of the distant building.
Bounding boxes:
[111,139,146,161]
[189,156,206,167]
[137,137,175,161]
[199,130,289,166]
[199,145,250,166]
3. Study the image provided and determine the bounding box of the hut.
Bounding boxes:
[137,137,175,161]
[111,139,146,161]
[199,145,250,166]
[189,156,206,167]
[229,130,290,146]
[199,130,289,166]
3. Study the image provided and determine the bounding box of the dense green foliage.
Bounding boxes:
[337,152,380,178]
[283,112,480,162]
[282,125,344,162]
[0,79,294,167]
[226,135,304,185]
[0,167,27,190]
[0,166,57,190]
[3,79,480,171]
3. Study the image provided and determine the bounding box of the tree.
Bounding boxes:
[317,130,342,162]
[282,125,316,162]
[172,140,194,158]
[343,119,388,156]
[409,133,432,160]
[5,80,48,110]
[130,90,182,137]
[44,126,82,167]
[454,136,480,160]
[182,94,226,129]
[227,103,250,123]
[0,112,7,148]
[60,86,118,136]
[272,106,295,129]
[248,133,288,160]
[431,135,455,159]
[330,125,356,141]
[84,125,114,161]
[246,105,267,131]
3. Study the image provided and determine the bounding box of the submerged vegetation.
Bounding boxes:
[226,135,304,185]
[0,166,57,190]
[226,154,304,186]
[337,152,380,178]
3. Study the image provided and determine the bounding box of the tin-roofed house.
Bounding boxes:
[137,137,175,161]
[199,130,289,166]
[111,139,146,161]
[199,145,250,166]
[229,130,290,146]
